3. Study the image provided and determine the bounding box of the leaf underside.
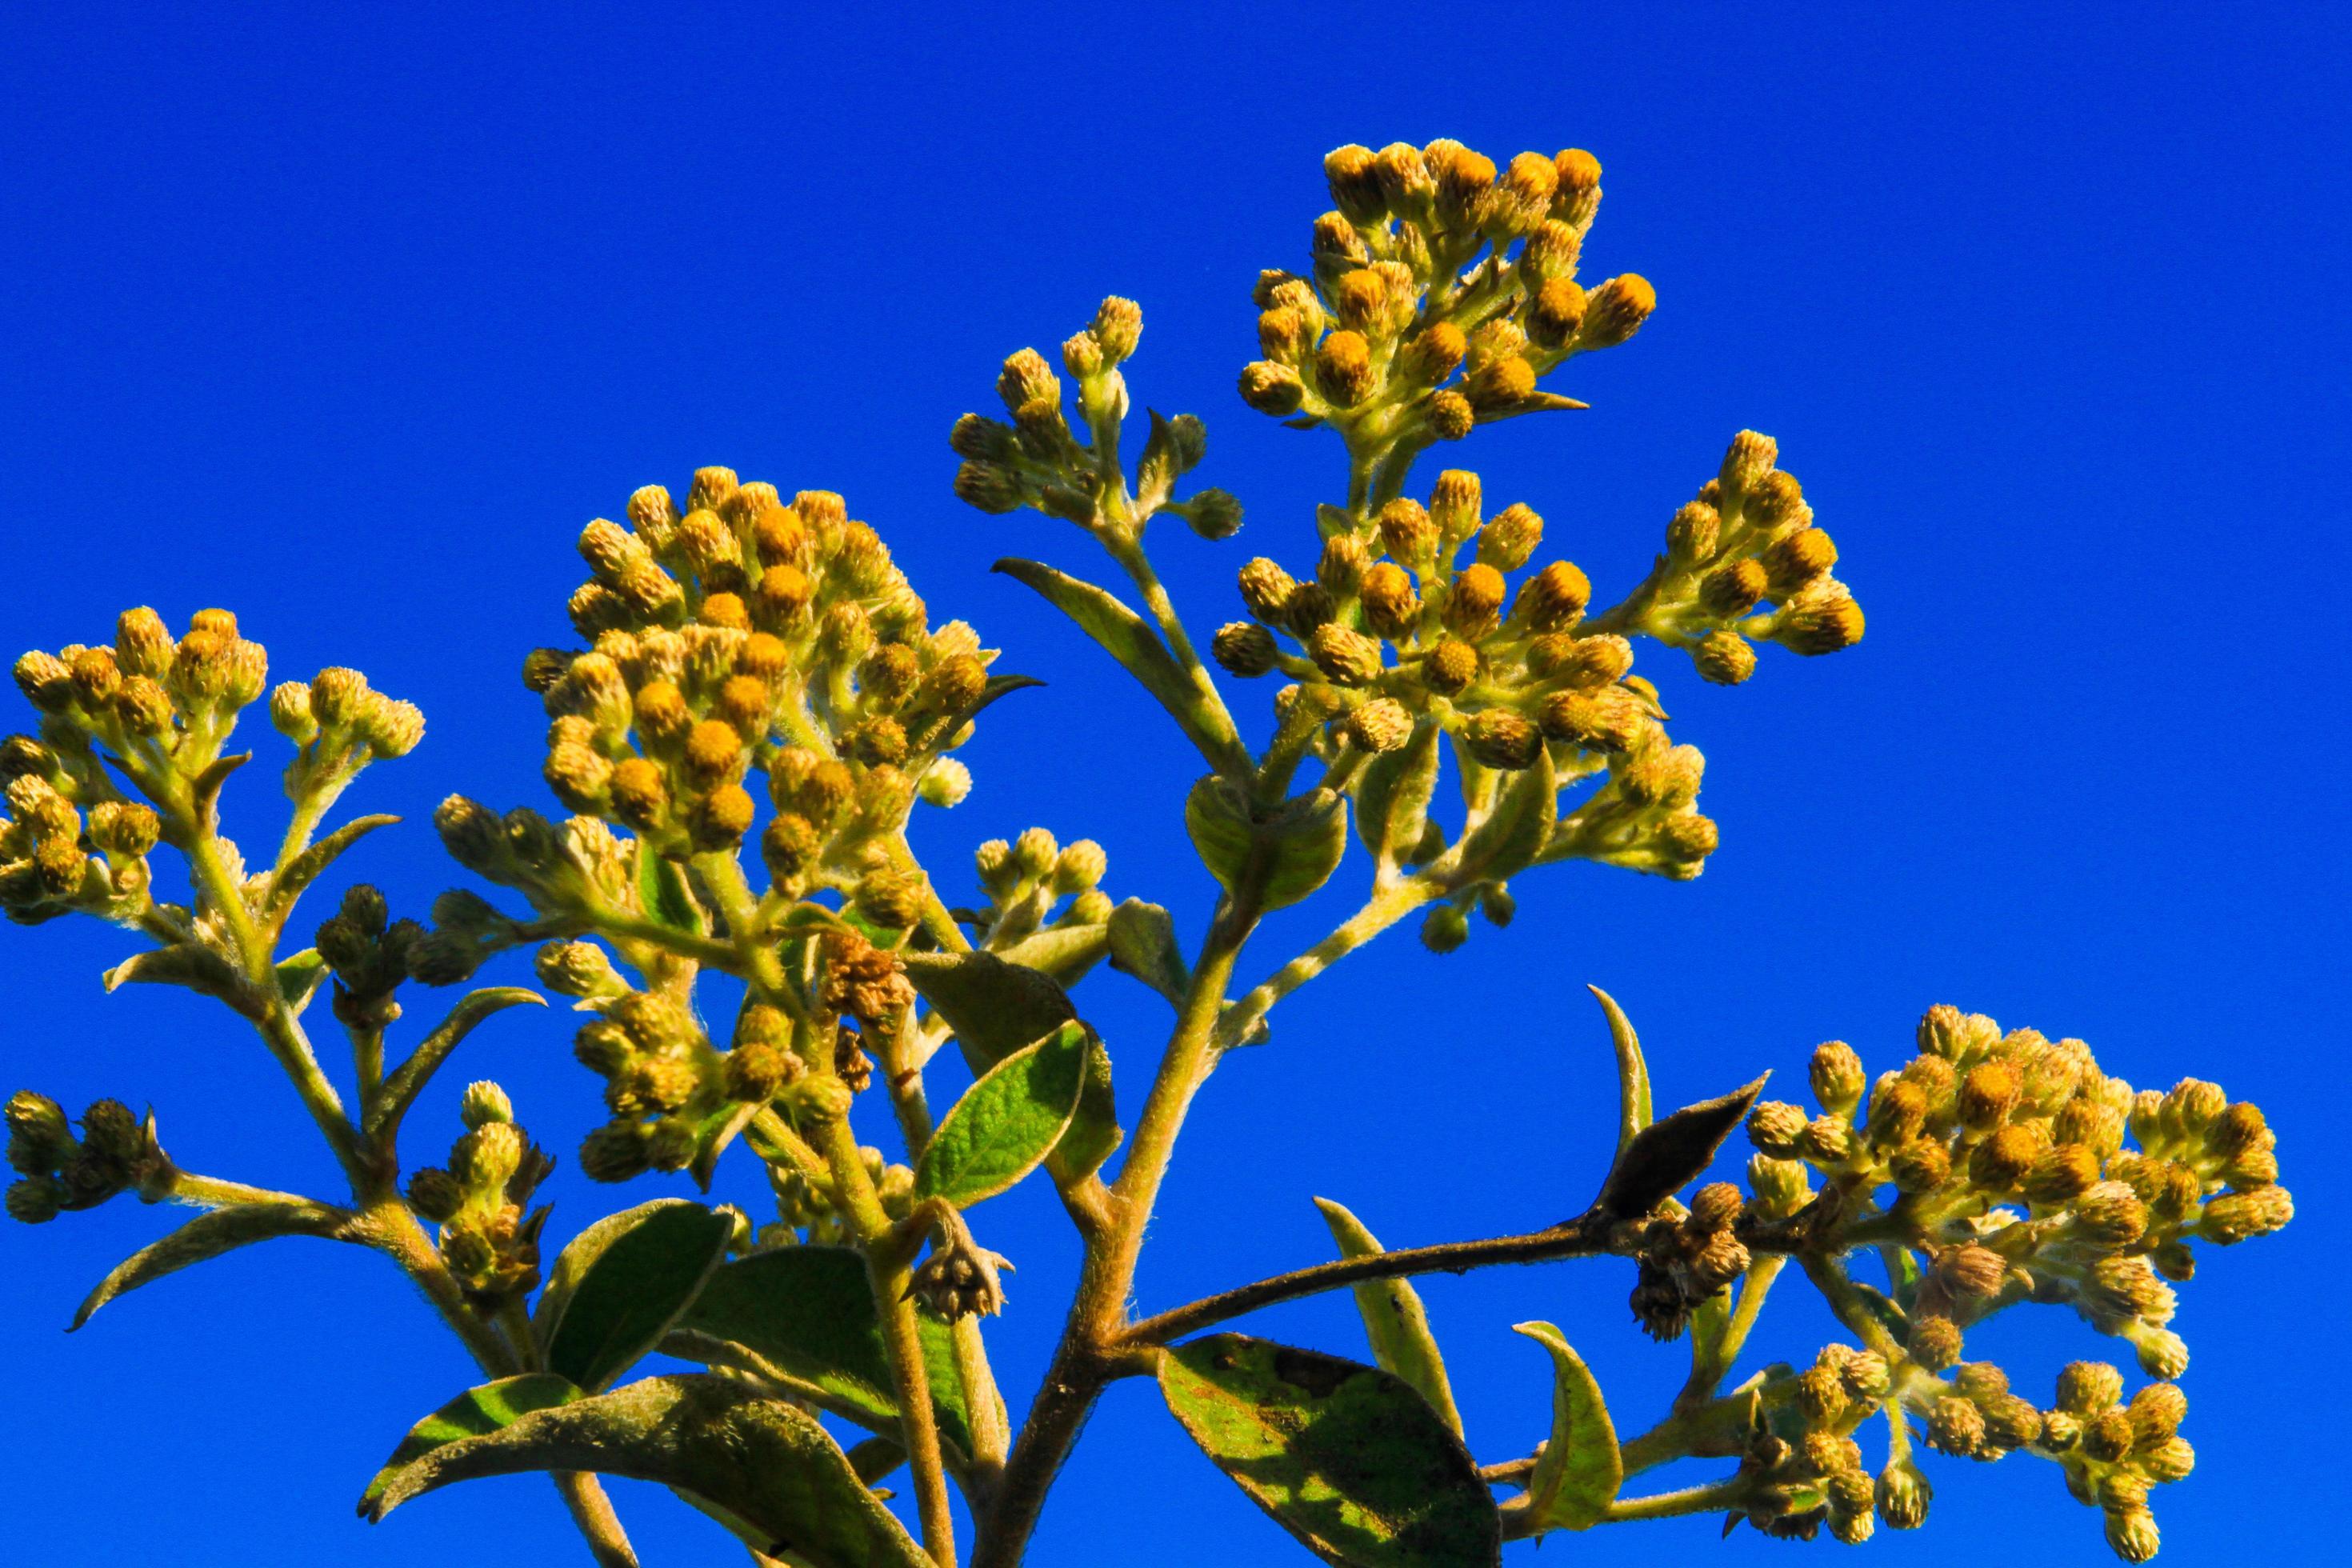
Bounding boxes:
[1314,1198,1463,1438]
[1513,1322,1622,1532]
[666,1244,976,1461]
[1158,1334,1500,1568]
[362,1373,929,1568]
[71,1200,356,1330]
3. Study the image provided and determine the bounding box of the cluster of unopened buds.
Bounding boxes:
[1706,1006,2291,1557]
[530,470,994,875]
[6,1091,170,1225]
[403,1082,554,1312]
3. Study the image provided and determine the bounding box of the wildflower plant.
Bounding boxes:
[1,138,2290,1567]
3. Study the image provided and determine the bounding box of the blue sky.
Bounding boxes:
[2,2,2344,1563]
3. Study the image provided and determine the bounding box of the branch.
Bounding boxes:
[1122,1217,1614,1348]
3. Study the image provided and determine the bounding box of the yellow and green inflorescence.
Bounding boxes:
[0,136,2292,1568]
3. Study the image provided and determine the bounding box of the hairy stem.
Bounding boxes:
[698,851,957,1566]
[1125,1217,1612,1348]
[1099,534,1251,779]
[1215,875,1438,1048]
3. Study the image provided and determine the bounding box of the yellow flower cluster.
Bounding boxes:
[1750,1007,2288,1378]
[1212,459,1719,882]
[528,470,995,884]
[4,610,420,928]
[1728,1007,2286,1558]
[1238,141,1646,457]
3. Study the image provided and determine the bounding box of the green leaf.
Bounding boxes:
[102,942,250,1012]
[900,950,1077,1072]
[70,1200,358,1330]
[1184,775,1255,891]
[274,948,330,1014]
[916,1022,1088,1207]
[896,950,1118,1185]
[1590,1074,1770,1221]
[535,1199,734,1392]
[266,813,400,922]
[359,1374,582,1506]
[994,557,1246,772]
[1159,1334,1498,1568]
[666,1245,974,1462]
[1049,1032,1122,1186]
[1106,897,1189,1010]
[1186,779,1349,912]
[1313,1198,1462,1438]
[1450,745,1555,886]
[994,921,1110,988]
[1354,720,1442,875]
[366,986,544,1138]
[1586,985,1651,1152]
[1511,1322,1622,1533]
[361,1373,930,1568]
[634,843,706,936]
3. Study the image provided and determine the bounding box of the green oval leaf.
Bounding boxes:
[1188,780,1350,912]
[1313,1198,1462,1438]
[536,1199,734,1392]
[1158,1334,1499,1568]
[915,1022,1089,1207]
[899,950,1077,1072]
[1354,720,1441,875]
[71,1199,358,1330]
[1106,897,1189,1010]
[666,1244,974,1463]
[1512,1322,1622,1533]
[360,1374,582,1506]
[634,843,706,936]
[1451,745,1555,886]
[1184,775,1256,893]
[362,1373,929,1568]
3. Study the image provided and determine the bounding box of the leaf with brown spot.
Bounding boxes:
[1158,1334,1499,1568]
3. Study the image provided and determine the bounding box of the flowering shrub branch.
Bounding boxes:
[1,137,2286,1567]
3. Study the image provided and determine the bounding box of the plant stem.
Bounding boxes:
[698,852,958,1566]
[1597,1476,1750,1525]
[1215,875,1438,1048]
[1098,534,1251,780]
[1124,1217,1613,1348]
[977,874,1270,1568]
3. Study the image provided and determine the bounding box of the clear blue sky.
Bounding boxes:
[2,2,2343,1563]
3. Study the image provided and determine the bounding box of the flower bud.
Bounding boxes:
[1310,626,1383,686]
[2105,1508,2160,1564]
[1420,903,1470,954]
[1518,561,1590,630]
[406,1167,463,1223]
[1403,638,1471,697]
[1748,1101,1809,1156]
[1313,331,1376,407]
[1343,698,1413,754]
[1907,1314,1962,1370]
[1461,708,1541,770]
[1578,274,1655,348]
[459,1081,514,1130]
[1691,630,1756,686]
[1698,559,1766,618]
[1809,1041,1866,1116]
